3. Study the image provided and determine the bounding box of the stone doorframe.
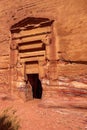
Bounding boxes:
[10,17,58,100]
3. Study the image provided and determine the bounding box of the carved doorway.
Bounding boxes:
[27,74,42,99]
[10,17,53,99]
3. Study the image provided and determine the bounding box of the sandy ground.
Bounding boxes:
[0,97,87,130]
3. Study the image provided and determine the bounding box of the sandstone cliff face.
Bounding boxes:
[0,0,87,99]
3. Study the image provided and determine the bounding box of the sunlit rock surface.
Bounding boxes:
[0,0,87,104]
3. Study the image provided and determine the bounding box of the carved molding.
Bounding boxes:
[10,43,18,50]
[42,34,51,45]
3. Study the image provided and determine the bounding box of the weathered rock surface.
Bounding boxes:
[0,0,87,103]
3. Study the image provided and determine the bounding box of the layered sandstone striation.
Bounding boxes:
[0,0,87,102]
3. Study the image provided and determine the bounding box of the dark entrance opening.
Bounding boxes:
[27,74,42,99]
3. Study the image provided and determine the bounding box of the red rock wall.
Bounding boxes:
[0,0,87,98]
